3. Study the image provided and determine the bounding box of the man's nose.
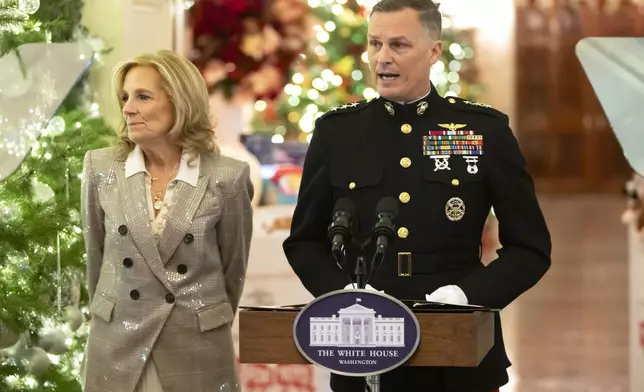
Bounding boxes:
[377,46,393,64]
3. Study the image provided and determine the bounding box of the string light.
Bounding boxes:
[252,0,476,143]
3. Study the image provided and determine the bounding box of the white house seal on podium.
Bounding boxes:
[293,290,420,377]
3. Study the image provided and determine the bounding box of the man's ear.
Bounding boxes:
[429,40,443,66]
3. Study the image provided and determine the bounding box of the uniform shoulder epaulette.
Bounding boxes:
[317,98,376,121]
[447,96,507,121]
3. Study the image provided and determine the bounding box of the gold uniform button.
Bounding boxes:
[448,98,456,104]
[400,157,411,168]
[397,227,409,239]
[349,182,356,189]
[451,178,460,186]
[399,192,410,203]
[400,124,412,134]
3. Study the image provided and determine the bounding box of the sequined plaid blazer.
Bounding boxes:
[80,146,253,392]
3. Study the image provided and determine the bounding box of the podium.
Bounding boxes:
[239,302,495,369]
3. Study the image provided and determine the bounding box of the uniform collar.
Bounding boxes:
[125,145,200,187]
[378,83,443,118]
[394,86,431,105]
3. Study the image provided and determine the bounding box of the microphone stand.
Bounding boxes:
[354,255,367,290]
[353,242,381,392]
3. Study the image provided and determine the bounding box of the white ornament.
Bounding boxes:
[65,305,83,331]
[26,347,50,377]
[43,115,65,136]
[38,330,68,355]
[31,177,55,202]
[0,323,20,349]
[18,0,40,14]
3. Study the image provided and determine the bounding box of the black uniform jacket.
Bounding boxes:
[283,85,552,391]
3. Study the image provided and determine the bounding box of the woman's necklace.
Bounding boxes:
[151,163,179,211]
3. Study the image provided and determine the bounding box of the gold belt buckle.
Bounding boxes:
[397,252,412,277]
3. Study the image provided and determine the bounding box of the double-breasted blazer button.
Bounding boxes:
[129,289,140,300]
[123,258,133,268]
[183,233,194,244]
[165,293,175,304]
[118,225,128,235]
[177,264,188,274]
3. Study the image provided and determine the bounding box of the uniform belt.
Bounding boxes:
[397,249,480,276]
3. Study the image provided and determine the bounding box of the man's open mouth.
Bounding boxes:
[378,73,399,80]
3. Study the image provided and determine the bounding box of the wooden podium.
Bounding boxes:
[239,304,495,368]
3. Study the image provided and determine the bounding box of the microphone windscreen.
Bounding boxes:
[376,196,399,219]
[334,197,356,216]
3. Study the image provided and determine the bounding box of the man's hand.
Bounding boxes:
[426,285,468,305]
[344,283,384,293]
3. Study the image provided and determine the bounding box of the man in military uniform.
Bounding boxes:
[283,0,551,390]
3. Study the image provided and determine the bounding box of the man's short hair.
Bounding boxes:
[370,0,442,39]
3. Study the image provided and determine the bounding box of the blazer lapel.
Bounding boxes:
[158,172,210,265]
[117,168,173,291]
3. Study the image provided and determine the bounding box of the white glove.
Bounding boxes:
[344,283,384,293]
[425,285,468,305]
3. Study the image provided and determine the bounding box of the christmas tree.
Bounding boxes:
[251,0,483,141]
[0,0,113,390]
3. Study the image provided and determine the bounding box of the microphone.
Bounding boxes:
[327,198,356,261]
[372,197,399,255]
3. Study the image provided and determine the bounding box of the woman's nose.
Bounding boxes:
[122,100,136,115]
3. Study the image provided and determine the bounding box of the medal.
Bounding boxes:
[445,197,466,221]
[464,156,479,174]
[431,155,450,171]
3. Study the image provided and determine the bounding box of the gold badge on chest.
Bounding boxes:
[445,197,466,222]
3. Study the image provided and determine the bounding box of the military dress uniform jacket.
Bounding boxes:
[283,86,551,391]
[81,147,253,392]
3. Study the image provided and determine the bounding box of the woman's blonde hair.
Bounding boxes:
[111,49,218,160]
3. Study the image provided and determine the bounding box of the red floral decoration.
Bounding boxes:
[189,0,311,101]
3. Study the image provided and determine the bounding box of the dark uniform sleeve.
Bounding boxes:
[456,120,552,309]
[283,119,349,298]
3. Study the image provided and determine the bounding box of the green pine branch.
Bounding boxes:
[0,1,28,32]
[1,0,114,389]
